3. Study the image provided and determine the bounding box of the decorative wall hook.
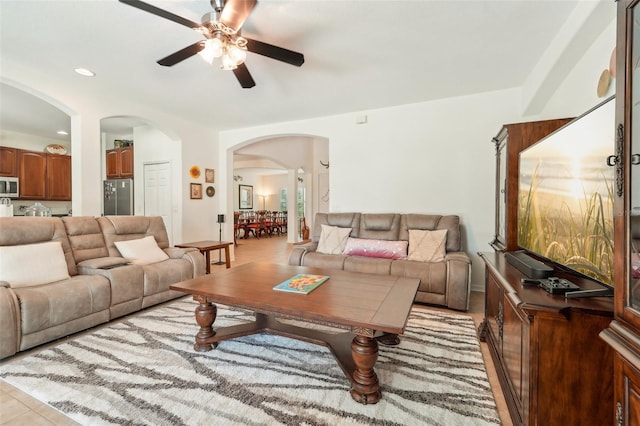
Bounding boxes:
[320,160,329,169]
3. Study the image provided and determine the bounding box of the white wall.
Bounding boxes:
[217,11,618,291]
[0,1,617,287]
[539,19,617,118]
[0,129,71,153]
[220,88,526,289]
[1,70,221,242]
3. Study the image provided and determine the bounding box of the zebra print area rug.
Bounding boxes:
[0,299,500,425]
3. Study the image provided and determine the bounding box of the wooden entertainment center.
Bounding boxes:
[480,119,614,425]
[479,252,613,425]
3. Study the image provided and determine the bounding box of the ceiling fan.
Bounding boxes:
[120,0,305,88]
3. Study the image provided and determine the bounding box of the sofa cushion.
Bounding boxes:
[358,214,401,240]
[311,213,360,242]
[97,216,171,257]
[408,229,448,262]
[343,237,408,260]
[114,236,169,265]
[391,260,447,295]
[13,275,111,335]
[62,216,109,263]
[344,256,392,275]
[0,241,70,288]
[400,214,461,252]
[0,217,78,276]
[317,225,352,255]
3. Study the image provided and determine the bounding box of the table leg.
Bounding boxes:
[203,249,211,274]
[349,334,381,404]
[193,295,217,351]
[224,245,231,269]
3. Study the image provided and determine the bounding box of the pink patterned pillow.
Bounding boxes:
[342,238,408,260]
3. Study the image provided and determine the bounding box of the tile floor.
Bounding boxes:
[0,234,512,425]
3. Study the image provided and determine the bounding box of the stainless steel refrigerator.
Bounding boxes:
[104,179,133,215]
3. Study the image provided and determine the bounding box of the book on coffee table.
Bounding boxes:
[273,274,330,294]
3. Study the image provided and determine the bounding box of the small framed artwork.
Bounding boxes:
[189,166,201,179]
[239,184,253,209]
[205,168,215,183]
[190,183,202,199]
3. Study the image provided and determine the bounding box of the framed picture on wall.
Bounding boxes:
[205,168,215,183]
[239,184,253,209]
[190,183,202,199]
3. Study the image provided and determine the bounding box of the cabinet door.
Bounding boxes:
[106,149,119,179]
[47,154,71,201]
[615,354,640,425]
[616,0,640,331]
[18,150,46,199]
[0,147,17,177]
[502,294,525,416]
[119,147,134,178]
[485,272,503,351]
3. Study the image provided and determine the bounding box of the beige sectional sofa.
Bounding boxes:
[0,216,205,359]
[289,213,471,311]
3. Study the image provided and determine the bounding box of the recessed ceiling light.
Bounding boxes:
[56,130,69,135]
[74,68,95,77]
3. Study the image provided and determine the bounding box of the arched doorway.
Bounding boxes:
[231,134,329,244]
[100,116,183,244]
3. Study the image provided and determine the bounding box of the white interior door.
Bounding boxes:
[144,162,172,242]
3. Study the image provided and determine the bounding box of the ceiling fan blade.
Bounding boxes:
[157,42,204,66]
[245,38,304,67]
[220,0,257,31]
[119,0,201,29]
[233,63,256,88]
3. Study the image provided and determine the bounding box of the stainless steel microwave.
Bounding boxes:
[0,177,19,198]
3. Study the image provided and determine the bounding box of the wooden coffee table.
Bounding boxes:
[170,262,419,404]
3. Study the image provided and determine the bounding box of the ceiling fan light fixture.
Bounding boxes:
[199,38,224,64]
[227,44,247,66]
[220,53,238,70]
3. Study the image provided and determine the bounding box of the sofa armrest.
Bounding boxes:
[77,257,129,269]
[445,252,472,311]
[162,247,204,277]
[179,249,206,277]
[164,247,197,259]
[0,285,20,359]
[288,242,318,266]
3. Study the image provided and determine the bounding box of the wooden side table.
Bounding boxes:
[175,240,233,274]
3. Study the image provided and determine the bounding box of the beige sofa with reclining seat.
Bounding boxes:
[289,212,471,311]
[0,215,205,359]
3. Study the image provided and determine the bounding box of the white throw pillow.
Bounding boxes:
[408,229,448,262]
[0,241,70,288]
[114,236,169,265]
[316,224,352,255]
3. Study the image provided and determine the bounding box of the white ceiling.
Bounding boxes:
[0,0,593,141]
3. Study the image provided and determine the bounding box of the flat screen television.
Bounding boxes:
[517,96,615,297]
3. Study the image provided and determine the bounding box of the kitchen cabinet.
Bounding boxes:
[106,147,133,179]
[479,252,613,425]
[46,154,71,200]
[16,149,71,201]
[599,1,640,424]
[0,147,18,177]
[18,150,47,199]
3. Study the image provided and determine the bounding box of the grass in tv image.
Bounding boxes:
[518,157,615,287]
